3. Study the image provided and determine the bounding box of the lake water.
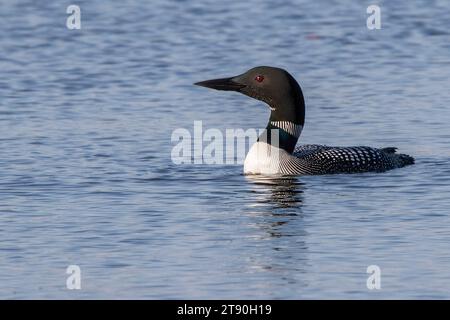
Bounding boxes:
[1,0,450,299]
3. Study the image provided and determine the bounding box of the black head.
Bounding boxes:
[195,66,305,125]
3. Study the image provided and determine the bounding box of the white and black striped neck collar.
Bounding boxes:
[257,121,303,154]
[269,121,303,138]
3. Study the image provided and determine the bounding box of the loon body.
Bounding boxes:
[195,66,414,175]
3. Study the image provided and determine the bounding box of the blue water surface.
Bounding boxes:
[0,0,450,299]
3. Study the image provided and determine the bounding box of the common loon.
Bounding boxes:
[195,66,414,175]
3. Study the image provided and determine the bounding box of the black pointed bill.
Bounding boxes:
[194,77,246,91]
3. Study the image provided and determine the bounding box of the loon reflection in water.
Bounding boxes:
[246,175,304,210]
[245,175,307,242]
[195,66,415,175]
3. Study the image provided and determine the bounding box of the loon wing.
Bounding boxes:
[291,144,414,174]
[293,144,333,158]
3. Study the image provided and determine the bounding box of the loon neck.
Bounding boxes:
[267,73,306,126]
[257,83,305,154]
[257,121,303,154]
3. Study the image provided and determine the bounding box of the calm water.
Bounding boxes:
[1,0,450,299]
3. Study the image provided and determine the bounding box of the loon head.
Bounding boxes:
[195,66,305,126]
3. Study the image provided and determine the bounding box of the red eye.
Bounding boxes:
[255,75,264,82]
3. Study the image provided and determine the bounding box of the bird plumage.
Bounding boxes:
[195,66,415,175]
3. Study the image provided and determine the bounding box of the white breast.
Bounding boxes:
[244,142,289,175]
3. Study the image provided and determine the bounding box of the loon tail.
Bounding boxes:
[397,153,415,166]
[380,147,415,168]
